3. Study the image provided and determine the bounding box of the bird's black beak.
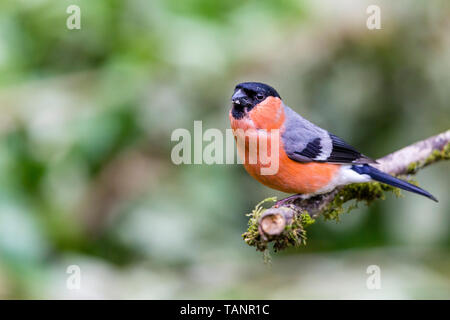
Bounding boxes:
[232,89,253,110]
[231,89,247,106]
[231,89,249,119]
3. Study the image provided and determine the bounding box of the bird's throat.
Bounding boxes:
[248,97,285,130]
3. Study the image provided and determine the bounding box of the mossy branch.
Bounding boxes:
[243,130,450,254]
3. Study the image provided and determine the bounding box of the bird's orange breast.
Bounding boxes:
[230,97,339,194]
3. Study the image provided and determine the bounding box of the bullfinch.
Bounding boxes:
[229,82,437,203]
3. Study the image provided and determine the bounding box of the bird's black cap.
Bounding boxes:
[234,82,281,99]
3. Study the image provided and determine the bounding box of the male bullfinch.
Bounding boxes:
[229,82,437,203]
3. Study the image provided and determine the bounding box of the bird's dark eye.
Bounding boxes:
[256,93,264,100]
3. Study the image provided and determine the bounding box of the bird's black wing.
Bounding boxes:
[289,134,376,164]
[282,105,377,164]
[324,134,376,164]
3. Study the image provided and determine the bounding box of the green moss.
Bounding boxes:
[406,162,418,174]
[242,197,316,257]
[242,197,276,252]
[272,212,310,251]
[407,142,450,174]
[322,181,402,221]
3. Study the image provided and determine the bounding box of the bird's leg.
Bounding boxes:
[275,193,309,207]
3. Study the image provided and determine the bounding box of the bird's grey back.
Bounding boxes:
[281,104,333,162]
[281,103,375,164]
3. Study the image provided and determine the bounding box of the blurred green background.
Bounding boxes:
[0,0,449,299]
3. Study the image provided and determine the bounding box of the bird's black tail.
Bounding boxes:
[351,164,438,202]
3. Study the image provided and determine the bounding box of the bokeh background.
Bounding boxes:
[0,0,449,299]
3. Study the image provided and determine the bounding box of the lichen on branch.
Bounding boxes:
[243,197,315,252]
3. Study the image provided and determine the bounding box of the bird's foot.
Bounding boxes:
[275,194,309,207]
